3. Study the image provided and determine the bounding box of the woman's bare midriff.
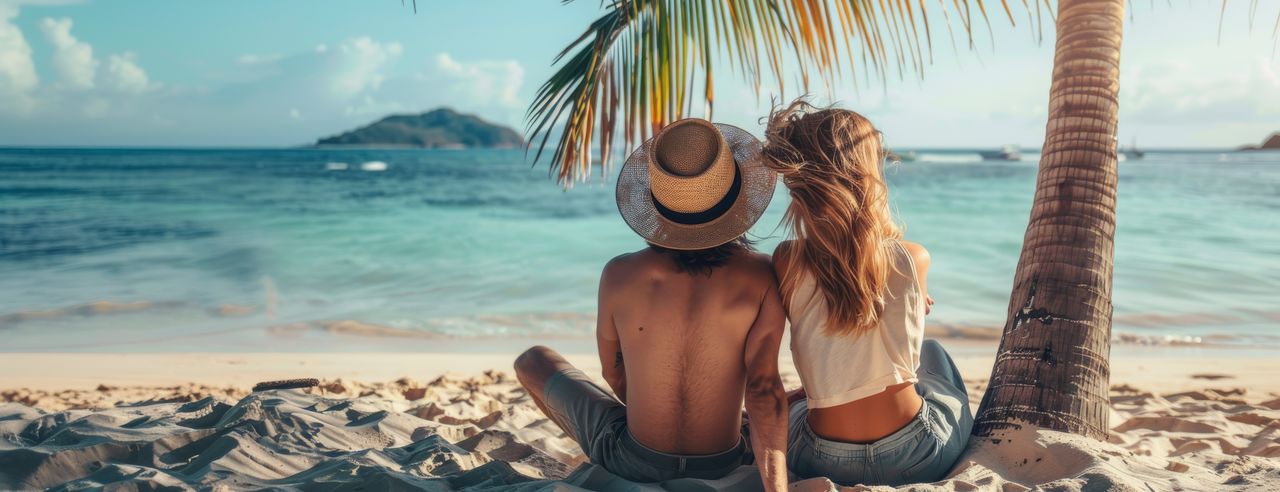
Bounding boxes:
[807,382,924,443]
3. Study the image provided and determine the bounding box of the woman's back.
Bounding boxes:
[782,239,927,442]
[788,240,925,404]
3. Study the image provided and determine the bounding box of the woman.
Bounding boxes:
[761,101,972,486]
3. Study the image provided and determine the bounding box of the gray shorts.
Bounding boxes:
[542,368,748,482]
[786,339,974,486]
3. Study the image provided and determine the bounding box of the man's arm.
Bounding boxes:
[743,281,788,492]
[597,262,627,403]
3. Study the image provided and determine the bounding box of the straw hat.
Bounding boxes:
[616,118,776,250]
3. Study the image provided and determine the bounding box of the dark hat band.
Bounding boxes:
[650,163,742,225]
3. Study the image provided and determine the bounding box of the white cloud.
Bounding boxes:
[329,36,401,98]
[343,94,405,116]
[0,23,531,145]
[0,1,158,123]
[236,53,281,66]
[81,97,107,117]
[0,2,38,114]
[104,51,150,93]
[39,17,96,89]
[432,52,524,107]
[1122,57,1280,124]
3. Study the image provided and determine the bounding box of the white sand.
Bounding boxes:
[2,345,1279,490]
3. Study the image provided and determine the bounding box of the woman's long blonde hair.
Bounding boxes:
[763,99,902,337]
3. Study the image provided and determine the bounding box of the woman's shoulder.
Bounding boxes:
[772,240,796,259]
[896,240,930,271]
[771,240,796,277]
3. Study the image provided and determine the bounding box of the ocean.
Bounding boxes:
[1,148,1277,351]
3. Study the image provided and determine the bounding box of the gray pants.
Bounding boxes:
[786,339,974,486]
[542,368,747,482]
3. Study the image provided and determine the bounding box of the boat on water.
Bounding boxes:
[890,150,918,162]
[1120,138,1144,160]
[979,145,1021,161]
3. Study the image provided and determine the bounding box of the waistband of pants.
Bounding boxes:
[794,398,932,457]
[622,429,746,474]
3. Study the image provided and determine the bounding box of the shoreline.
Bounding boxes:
[4,309,1275,353]
[4,340,1278,394]
[6,304,1280,352]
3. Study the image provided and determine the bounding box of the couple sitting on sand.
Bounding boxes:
[514,101,973,490]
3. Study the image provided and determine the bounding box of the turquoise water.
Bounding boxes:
[1,148,1277,351]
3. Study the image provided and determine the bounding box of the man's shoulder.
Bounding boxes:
[601,249,660,280]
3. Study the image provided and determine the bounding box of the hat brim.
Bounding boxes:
[616,123,777,250]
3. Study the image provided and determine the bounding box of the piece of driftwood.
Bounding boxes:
[253,378,320,392]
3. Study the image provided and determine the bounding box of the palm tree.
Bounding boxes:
[970,0,1122,440]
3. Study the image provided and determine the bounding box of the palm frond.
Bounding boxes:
[528,0,1050,185]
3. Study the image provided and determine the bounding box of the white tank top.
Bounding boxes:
[786,240,926,408]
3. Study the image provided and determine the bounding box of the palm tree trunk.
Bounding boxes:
[972,0,1125,441]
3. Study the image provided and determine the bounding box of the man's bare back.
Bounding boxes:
[513,117,786,489]
[596,247,783,455]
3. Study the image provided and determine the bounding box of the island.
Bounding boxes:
[316,108,524,149]
[1238,132,1280,151]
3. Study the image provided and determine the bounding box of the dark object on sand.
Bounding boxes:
[253,378,320,392]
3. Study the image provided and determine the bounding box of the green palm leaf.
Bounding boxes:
[527,0,1049,185]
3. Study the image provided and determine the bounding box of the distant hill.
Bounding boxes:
[1238,132,1280,151]
[316,108,524,148]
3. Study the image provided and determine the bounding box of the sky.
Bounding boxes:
[0,0,1276,149]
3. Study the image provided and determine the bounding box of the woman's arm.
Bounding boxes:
[900,241,933,314]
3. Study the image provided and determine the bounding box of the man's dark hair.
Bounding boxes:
[648,236,755,276]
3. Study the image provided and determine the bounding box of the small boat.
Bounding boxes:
[889,150,918,162]
[1120,138,1144,160]
[979,145,1021,161]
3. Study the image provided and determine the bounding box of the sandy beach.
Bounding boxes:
[3,341,1279,490]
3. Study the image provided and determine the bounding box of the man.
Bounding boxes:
[514,118,789,491]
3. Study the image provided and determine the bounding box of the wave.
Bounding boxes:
[4,295,1275,350]
[268,320,444,339]
[255,314,1257,348]
[0,218,218,262]
[0,300,183,328]
[915,153,984,163]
